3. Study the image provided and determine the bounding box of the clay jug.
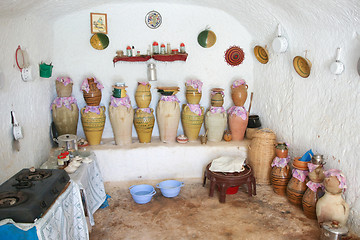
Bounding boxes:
[275,143,288,158]
[231,84,248,106]
[287,175,308,207]
[56,81,73,97]
[109,105,134,145]
[52,104,78,135]
[302,188,320,219]
[83,78,102,106]
[134,108,155,143]
[135,82,151,108]
[210,88,224,107]
[181,104,204,141]
[205,110,227,142]
[156,100,180,143]
[228,112,248,141]
[271,165,291,196]
[185,85,202,104]
[81,106,106,145]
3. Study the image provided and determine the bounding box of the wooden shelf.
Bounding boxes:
[113,53,188,65]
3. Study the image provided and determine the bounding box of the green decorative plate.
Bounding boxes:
[90,33,109,50]
[197,30,216,48]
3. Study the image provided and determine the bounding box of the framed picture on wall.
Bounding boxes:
[90,13,107,34]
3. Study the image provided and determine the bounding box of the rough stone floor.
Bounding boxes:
[90,180,359,240]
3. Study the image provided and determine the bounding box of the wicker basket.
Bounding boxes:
[246,127,260,140]
[248,128,276,184]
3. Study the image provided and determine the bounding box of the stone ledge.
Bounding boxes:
[85,137,250,182]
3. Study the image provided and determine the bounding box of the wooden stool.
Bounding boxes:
[203,163,256,203]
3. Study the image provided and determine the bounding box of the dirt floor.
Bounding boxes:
[90,180,359,240]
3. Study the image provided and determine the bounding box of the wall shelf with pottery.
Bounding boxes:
[113,53,188,65]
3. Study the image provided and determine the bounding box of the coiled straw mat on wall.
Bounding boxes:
[248,128,276,184]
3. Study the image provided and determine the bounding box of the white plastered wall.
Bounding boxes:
[0,15,53,184]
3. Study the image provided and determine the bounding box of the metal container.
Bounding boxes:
[57,134,78,151]
[312,154,324,165]
[320,222,348,240]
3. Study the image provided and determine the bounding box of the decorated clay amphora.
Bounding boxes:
[210,88,224,107]
[81,106,106,145]
[231,79,248,106]
[205,109,227,142]
[228,107,248,141]
[286,158,308,207]
[185,79,203,104]
[156,93,180,143]
[55,77,73,97]
[52,103,78,136]
[82,78,102,106]
[134,108,155,143]
[181,104,204,141]
[271,165,291,196]
[109,97,134,146]
[135,82,152,108]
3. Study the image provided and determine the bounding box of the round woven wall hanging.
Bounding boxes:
[224,46,245,66]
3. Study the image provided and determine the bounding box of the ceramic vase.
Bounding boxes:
[228,113,249,141]
[271,165,291,196]
[134,108,155,143]
[181,104,204,141]
[205,111,227,142]
[83,78,102,106]
[109,105,134,145]
[231,84,248,106]
[302,188,318,219]
[135,82,151,108]
[210,92,224,107]
[156,100,180,143]
[52,104,79,135]
[81,106,106,145]
[185,86,201,104]
[56,81,73,97]
[287,175,308,207]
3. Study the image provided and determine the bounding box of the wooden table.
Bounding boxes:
[203,163,256,203]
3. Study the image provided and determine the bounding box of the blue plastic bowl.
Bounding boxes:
[156,180,184,198]
[129,184,156,204]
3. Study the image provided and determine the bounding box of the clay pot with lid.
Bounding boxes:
[231,84,248,106]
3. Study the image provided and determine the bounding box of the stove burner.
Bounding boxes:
[12,181,33,189]
[0,192,28,208]
[16,170,52,182]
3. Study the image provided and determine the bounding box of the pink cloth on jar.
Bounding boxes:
[110,95,131,108]
[292,169,309,182]
[306,181,324,192]
[84,106,101,114]
[185,79,203,93]
[231,79,246,88]
[209,106,225,114]
[80,77,104,93]
[324,169,347,190]
[227,106,247,120]
[56,76,73,86]
[187,104,202,116]
[51,97,77,110]
[160,95,180,103]
[137,108,152,114]
[271,156,291,168]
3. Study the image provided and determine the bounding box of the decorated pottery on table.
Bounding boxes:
[81,77,104,106]
[135,82,152,108]
[109,94,134,146]
[55,77,73,97]
[302,163,325,219]
[231,79,248,107]
[182,80,204,141]
[176,135,188,144]
[287,157,309,207]
[270,143,291,196]
[156,87,180,143]
[205,88,227,142]
[81,106,106,145]
[316,169,349,226]
[51,97,79,136]
[223,130,232,142]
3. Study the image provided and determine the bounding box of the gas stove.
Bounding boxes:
[0,168,70,223]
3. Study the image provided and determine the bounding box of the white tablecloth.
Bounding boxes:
[41,151,106,226]
[0,181,89,240]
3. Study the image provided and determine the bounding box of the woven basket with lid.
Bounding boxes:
[248,128,276,184]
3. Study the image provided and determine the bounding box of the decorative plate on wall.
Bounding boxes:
[90,33,109,50]
[293,56,311,78]
[253,45,269,64]
[224,46,245,66]
[145,11,162,29]
[197,29,216,48]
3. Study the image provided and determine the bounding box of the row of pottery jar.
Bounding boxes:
[80,78,106,145]
[51,77,79,136]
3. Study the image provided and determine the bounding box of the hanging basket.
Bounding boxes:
[248,128,277,184]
